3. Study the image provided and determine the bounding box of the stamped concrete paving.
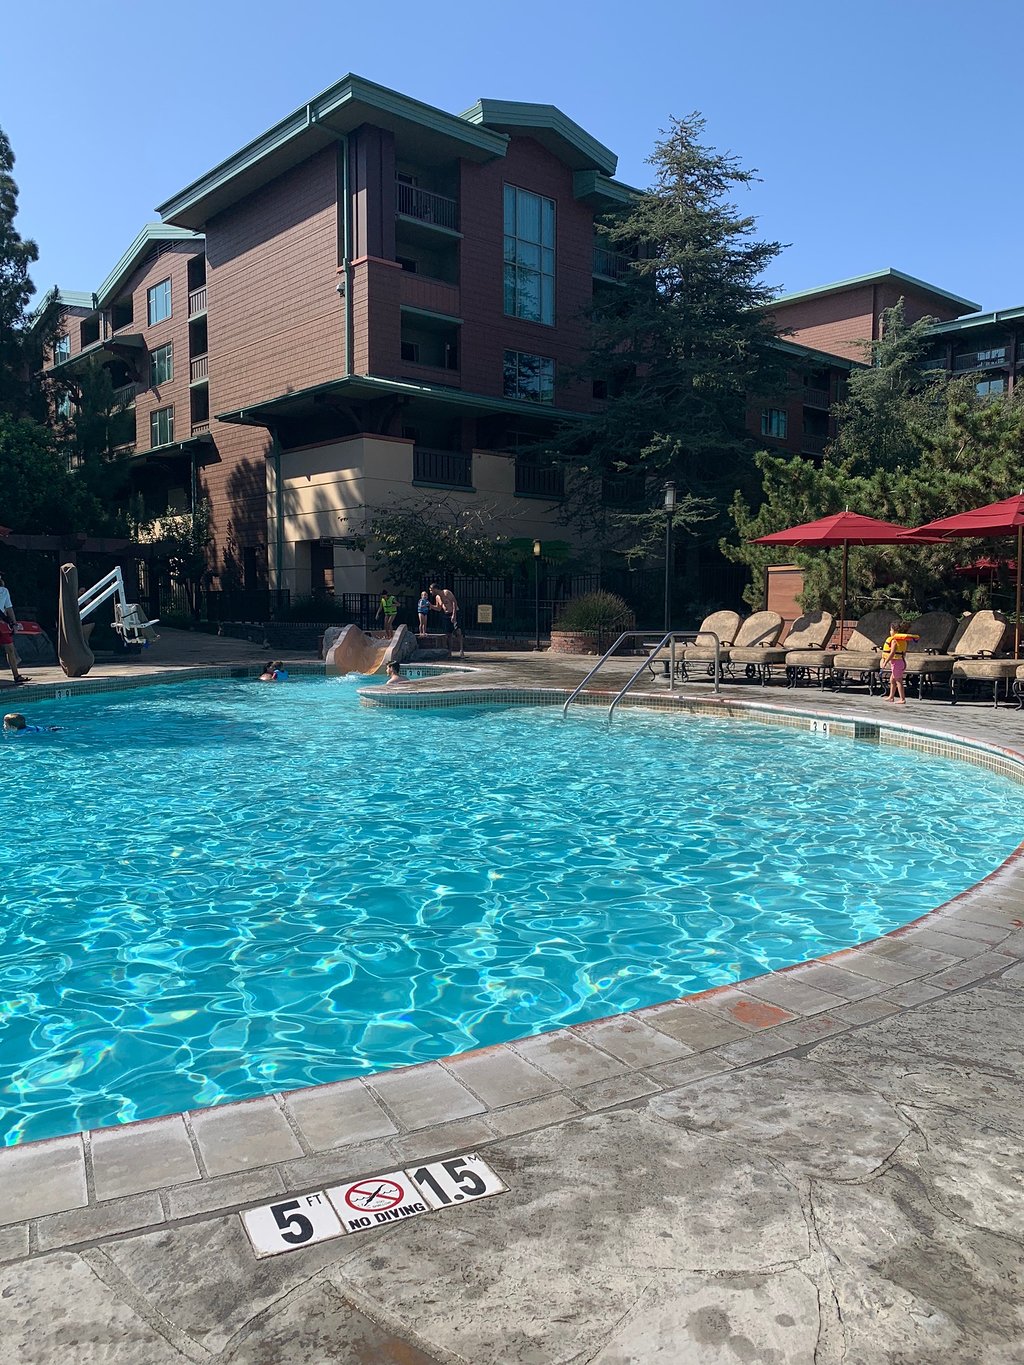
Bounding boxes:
[3,642,1024,1360]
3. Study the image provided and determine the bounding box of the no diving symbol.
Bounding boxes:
[344,1177,405,1213]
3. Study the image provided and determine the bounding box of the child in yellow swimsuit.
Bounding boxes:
[880,622,919,705]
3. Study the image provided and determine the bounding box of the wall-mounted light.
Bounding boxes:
[533,538,542,557]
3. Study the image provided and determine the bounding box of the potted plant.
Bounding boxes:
[549,591,635,655]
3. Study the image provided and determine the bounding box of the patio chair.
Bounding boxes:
[898,611,957,695]
[947,611,1015,705]
[1014,663,1024,710]
[830,610,896,691]
[646,610,740,680]
[113,602,160,646]
[718,611,785,682]
[728,610,835,687]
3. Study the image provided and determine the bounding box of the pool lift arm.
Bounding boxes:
[78,566,160,646]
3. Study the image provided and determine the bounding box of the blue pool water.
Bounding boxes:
[2,678,1022,1144]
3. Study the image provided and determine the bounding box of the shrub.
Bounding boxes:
[554,591,633,633]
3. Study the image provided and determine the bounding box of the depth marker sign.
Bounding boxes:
[241,1153,505,1258]
[327,1170,429,1233]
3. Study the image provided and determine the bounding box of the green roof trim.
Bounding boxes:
[927,305,1024,336]
[771,268,980,315]
[158,74,509,230]
[572,170,638,208]
[216,373,585,427]
[28,287,96,332]
[461,99,616,175]
[96,224,203,307]
[770,338,863,370]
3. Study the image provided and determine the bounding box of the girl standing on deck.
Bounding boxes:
[881,621,919,705]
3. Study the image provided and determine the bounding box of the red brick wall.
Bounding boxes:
[771,282,969,362]
[127,243,201,460]
[203,147,343,566]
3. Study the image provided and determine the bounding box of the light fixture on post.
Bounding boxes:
[533,539,543,651]
[663,481,677,634]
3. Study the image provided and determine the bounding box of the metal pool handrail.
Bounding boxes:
[561,630,721,721]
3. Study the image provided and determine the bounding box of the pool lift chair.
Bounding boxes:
[78,566,160,648]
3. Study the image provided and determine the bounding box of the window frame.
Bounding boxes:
[53,333,71,365]
[761,407,788,439]
[503,184,556,326]
[150,342,173,387]
[503,349,556,404]
[150,405,174,448]
[147,278,172,326]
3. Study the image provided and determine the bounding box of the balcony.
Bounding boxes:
[602,473,647,506]
[395,181,458,232]
[191,421,211,437]
[953,348,1007,372]
[920,356,947,372]
[413,447,472,488]
[801,385,830,409]
[592,246,632,281]
[188,286,207,317]
[800,433,828,456]
[113,382,139,408]
[190,354,209,383]
[515,462,564,498]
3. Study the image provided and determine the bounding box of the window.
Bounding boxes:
[150,406,174,447]
[504,350,555,403]
[401,341,420,363]
[976,348,1006,366]
[147,278,172,326]
[761,408,788,439]
[150,343,173,386]
[503,185,555,325]
[53,334,70,365]
[976,376,1006,396]
[56,392,73,421]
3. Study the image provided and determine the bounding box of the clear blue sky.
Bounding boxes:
[4,0,1023,313]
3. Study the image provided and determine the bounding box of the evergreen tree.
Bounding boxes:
[725,303,1024,615]
[0,126,41,417]
[550,114,787,580]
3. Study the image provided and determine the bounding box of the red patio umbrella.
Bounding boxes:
[751,511,931,640]
[910,493,1024,657]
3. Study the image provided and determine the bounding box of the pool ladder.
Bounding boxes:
[561,630,721,723]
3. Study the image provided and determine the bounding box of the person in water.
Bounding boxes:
[4,712,61,733]
[258,660,289,682]
[385,661,410,684]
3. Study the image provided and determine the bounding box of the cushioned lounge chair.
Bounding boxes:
[893,610,1007,703]
[727,610,836,687]
[1014,663,1024,710]
[946,611,1015,705]
[719,611,785,682]
[647,610,740,680]
[830,611,896,691]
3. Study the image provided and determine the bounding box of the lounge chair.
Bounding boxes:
[894,610,1006,702]
[646,610,741,680]
[1014,664,1024,710]
[947,611,1015,705]
[727,610,835,687]
[718,611,785,682]
[897,612,957,694]
[830,610,896,691]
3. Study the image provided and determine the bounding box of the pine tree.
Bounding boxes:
[0,126,41,417]
[550,114,786,576]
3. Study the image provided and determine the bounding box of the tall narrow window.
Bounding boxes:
[147,278,172,325]
[150,406,174,447]
[150,343,173,386]
[503,185,555,325]
[761,408,788,439]
[53,334,70,365]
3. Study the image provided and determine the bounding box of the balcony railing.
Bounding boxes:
[801,385,830,409]
[188,286,207,316]
[920,356,948,372]
[800,432,828,456]
[413,447,472,487]
[190,354,209,383]
[592,246,632,280]
[113,382,139,407]
[515,462,564,498]
[395,181,458,232]
[953,348,1007,372]
[191,421,211,436]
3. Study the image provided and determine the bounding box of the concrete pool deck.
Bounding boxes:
[2,637,1024,1362]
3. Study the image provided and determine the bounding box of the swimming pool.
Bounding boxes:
[2,677,1022,1144]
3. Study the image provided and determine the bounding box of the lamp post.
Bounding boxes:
[533,538,543,651]
[663,481,676,634]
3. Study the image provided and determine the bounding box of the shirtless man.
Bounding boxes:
[428,582,464,658]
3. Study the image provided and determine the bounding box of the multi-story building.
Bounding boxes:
[744,339,859,462]
[41,75,641,600]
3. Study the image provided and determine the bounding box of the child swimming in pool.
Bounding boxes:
[880,621,919,705]
[258,660,289,682]
[4,712,61,733]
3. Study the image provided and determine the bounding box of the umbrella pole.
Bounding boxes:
[840,541,849,647]
[1016,524,1022,659]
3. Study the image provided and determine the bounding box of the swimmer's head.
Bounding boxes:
[3,713,26,730]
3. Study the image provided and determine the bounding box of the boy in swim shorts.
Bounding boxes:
[880,621,919,705]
